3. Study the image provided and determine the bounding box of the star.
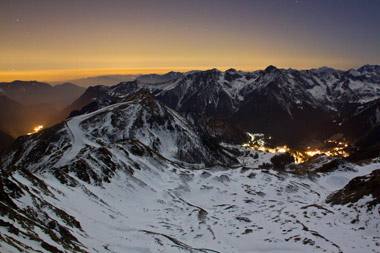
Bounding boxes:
[16,18,20,22]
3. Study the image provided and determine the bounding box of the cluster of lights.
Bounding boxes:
[27,125,44,135]
[243,144,289,154]
[242,133,349,164]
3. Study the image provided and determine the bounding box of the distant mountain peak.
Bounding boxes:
[265,65,279,73]
[357,64,380,73]
[136,71,184,84]
[226,68,238,73]
[309,66,339,73]
[209,68,221,72]
[166,71,182,75]
[196,68,222,77]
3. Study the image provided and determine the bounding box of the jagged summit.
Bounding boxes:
[264,65,278,73]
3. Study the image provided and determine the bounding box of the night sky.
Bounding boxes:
[1,0,379,81]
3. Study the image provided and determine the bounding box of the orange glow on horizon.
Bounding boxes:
[0,62,349,83]
[0,66,263,83]
[0,67,190,83]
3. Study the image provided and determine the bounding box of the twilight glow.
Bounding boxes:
[1,0,379,82]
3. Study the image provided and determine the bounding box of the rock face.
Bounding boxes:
[327,169,380,209]
[67,65,380,146]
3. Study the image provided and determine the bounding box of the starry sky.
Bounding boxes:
[1,0,379,82]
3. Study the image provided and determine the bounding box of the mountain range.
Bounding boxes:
[0,65,379,252]
[67,65,380,147]
[51,75,139,87]
[52,72,185,87]
[0,81,85,110]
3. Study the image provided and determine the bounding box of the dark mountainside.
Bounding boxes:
[0,130,14,151]
[0,81,85,110]
[0,94,59,138]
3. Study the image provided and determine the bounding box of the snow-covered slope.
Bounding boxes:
[1,138,380,252]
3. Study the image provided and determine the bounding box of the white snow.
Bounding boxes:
[4,151,380,252]
[54,103,125,167]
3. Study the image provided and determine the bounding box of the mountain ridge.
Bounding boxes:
[66,64,380,147]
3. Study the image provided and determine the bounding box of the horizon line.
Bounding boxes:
[0,64,377,83]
